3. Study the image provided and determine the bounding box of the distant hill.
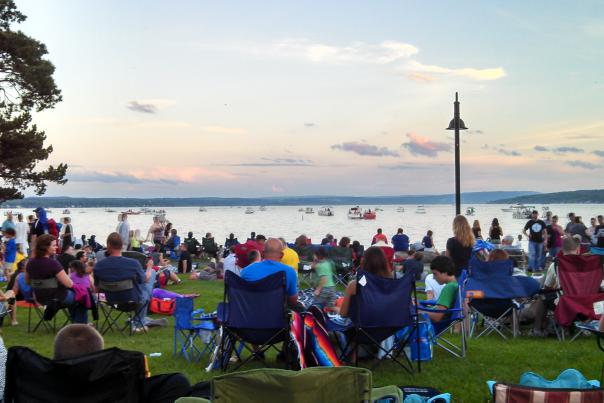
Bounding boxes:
[1,191,537,208]
[490,189,604,204]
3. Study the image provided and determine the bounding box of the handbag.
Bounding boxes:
[149,297,175,315]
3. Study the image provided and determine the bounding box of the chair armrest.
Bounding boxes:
[419,300,437,306]
[417,306,456,313]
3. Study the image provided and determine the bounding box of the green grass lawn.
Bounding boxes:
[2,276,600,401]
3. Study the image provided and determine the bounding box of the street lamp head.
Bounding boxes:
[446,118,468,130]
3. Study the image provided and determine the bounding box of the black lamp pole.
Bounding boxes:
[446,92,468,216]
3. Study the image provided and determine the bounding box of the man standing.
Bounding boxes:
[240,238,299,308]
[523,210,548,272]
[1,212,16,232]
[94,233,156,332]
[117,214,130,251]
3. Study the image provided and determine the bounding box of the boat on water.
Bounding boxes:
[121,209,141,215]
[259,206,267,211]
[104,208,117,213]
[396,207,405,213]
[374,207,384,212]
[347,206,376,220]
[415,205,426,214]
[318,206,334,216]
[297,208,304,212]
[500,207,513,212]
[542,206,550,215]
[465,206,475,216]
[245,207,254,214]
[305,207,314,214]
[511,204,534,219]
[199,207,207,212]
[363,209,376,220]
[62,209,71,215]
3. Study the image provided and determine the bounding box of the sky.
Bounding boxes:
[14,0,604,198]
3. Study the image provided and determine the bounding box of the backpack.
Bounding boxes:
[47,218,59,237]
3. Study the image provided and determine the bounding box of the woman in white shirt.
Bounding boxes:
[15,213,29,255]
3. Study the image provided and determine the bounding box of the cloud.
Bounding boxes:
[495,147,521,156]
[331,141,400,157]
[565,160,601,170]
[233,39,505,83]
[201,125,248,135]
[222,157,314,167]
[68,171,181,185]
[379,162,449,170]
[593,150,604,158]
[534,145,548,152]
[401,133,450,157]
[271,184,285,193]
[261,157,313,164]
[553,146,584,153]
[304,123,316,127]
[272,39,418,64]
[127,99,176,114]
[402,60,506,81]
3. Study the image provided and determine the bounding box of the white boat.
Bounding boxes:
[511,204,534,219]
[104,208,116,213]
[465,206,475,216]
[318,206,334,216]
[297,208,304,212]
[305,207,314,214]
[500,207,513,212]
[62,209,71,215]
[199,207,207,212]
[259,206,267,211]
[374,207,384,212]
[396,206,405,213]
[245,207,254,214]
[415,205,426,214]
[347,206,363,219]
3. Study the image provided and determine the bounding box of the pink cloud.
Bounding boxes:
[129,167,237,183]
[402,133,451,157]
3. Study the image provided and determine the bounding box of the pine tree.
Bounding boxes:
[0,0,67,202]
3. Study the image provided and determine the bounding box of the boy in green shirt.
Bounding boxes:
[424,255,458,322]
[312,247,337,309]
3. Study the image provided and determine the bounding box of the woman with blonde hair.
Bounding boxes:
[446,215,475,276]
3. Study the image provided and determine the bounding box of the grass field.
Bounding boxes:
[2,275,600,401]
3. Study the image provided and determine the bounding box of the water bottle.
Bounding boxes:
[149,352,162,358]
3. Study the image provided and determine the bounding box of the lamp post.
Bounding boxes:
[446,92,468,216]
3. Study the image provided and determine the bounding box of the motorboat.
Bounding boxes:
[104,208,117,213]
[199,207,207,212]
[511,204,534,219]
[245,207,254,214]
[62,209,71,215]
[121,209,141,215]
[374,207,384,212]
[318,206,334,216]
[396,207,405,213]
[415,205,426,214]
[347,206,363,219]
[363,210,376,220]
[297,208,304,212]
[305,207,314,214]
[465,206,475,216]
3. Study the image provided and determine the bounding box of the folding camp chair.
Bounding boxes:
[554,254,604,341]
[5,346,146,403]
[337,271,419,374]
[173,297,218,362]
[465,256,540,339]
[18,299,53,333]
[417,270,467,358]
[217,271,291,371]
[328,246,355,287]
[293,245,315,288]
[97,279,147,336]
[30,277,72,332]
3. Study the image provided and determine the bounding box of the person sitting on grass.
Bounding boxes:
[53,324,191,403]
[421,255,458,323]
[312,247,337,310]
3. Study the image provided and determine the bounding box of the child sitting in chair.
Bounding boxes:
[423,255,458,322]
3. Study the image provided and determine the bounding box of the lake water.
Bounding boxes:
[6,204,603,250]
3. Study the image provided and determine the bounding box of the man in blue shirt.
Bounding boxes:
[241,238,298,308]
[391,228,410,252]
[94,232,156,331]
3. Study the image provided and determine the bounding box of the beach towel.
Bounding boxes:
[289,311,341,369]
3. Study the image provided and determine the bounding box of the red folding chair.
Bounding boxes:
[554,254,604,340]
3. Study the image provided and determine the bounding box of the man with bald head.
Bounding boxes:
[240,237,298,307]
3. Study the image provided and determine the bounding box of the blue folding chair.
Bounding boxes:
[173,297,217,362]
[417,270,468,358]
[465,256,540,339]
[217,271,290,371]
[340,271,419,373]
